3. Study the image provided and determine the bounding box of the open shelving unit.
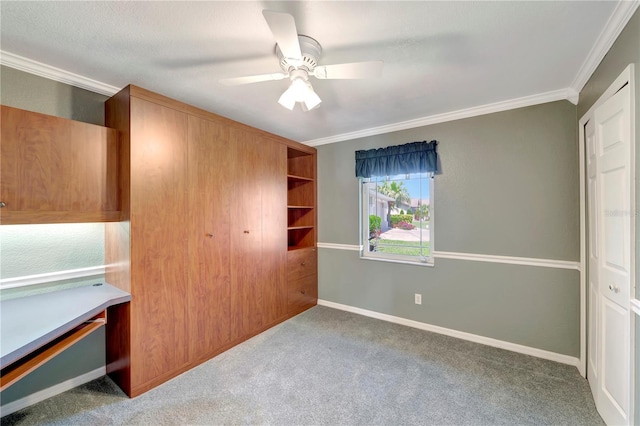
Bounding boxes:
[287,147,316,251]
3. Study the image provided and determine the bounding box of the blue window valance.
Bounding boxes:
[355,140,439,178]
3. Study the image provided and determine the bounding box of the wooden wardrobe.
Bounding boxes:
[104,86,317,397]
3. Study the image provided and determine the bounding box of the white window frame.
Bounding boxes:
[359,174,434,267]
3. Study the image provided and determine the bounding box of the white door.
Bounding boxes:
[590,83,632,425]
[586,117,599,399]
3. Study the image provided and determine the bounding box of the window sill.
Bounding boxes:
[360,255,434,268]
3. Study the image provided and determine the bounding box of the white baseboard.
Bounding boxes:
[317,299,580,368]
[0,367,105,417]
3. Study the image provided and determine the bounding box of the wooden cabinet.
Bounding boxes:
[287,247,318,313]
[105,85,316,398]
[288,274,318,313]
[0,105,119,224]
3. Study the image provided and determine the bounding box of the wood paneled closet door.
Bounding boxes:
[129,97,189,388]
[187,115,232,360]
[229,128,287,341]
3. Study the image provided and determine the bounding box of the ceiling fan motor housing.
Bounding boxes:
[277,35,322,72]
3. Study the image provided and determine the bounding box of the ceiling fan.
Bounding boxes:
[219,10,384,111]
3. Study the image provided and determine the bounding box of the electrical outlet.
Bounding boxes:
[415,293,422,305]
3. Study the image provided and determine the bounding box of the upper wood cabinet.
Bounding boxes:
[0,105,119,224]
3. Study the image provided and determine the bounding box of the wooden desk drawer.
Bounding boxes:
[287,274,317,312]
[287,247,317,281]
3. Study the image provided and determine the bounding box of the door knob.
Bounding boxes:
[608,284,620,294]
[243,230,250,234]
[301,262,306,266]
[0,202,5,208]
[206,233,214,238]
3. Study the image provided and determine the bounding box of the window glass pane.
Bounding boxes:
[363,173,432,264]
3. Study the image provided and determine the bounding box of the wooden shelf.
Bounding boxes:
[287,174,314,182]
[287,226,314,249]
[287,147,315,253]
[288,244,316,252]
[288,180,314,207]
[287,147,313,158]
[287,152,314,180]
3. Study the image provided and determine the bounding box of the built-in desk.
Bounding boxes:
[0,283,131,390]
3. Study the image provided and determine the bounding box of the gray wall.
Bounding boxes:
[0,65,106,125]
[317,100,581,356]
[576,9,639,425]
[0,65,109,407]
[1,223,104,280]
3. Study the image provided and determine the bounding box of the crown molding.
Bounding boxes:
[0,50,119,96]
[569,0,640,95]
[306,88,576,146]
[3,48,577,148]
[305,1,639,147]
[4,0,632,149]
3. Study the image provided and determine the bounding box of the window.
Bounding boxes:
[355,140,438,265]
[361,173,433,265]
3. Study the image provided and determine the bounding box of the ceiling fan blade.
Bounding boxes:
[219,73,288,86]
[262,10,302,63]
[313,61,384,79]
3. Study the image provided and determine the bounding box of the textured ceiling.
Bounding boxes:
[0,1,626,144]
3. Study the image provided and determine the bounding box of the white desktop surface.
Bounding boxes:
[1,283,131,368]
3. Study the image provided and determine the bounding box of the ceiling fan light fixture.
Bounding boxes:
[277,77,305,110]
[303,86,322,110]
[289,77,310,102]
[278,89,296,110]
[278,75,321,111]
